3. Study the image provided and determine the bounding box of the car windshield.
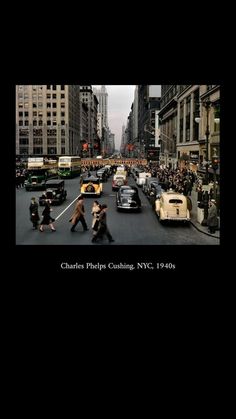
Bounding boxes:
[121,190,135,195]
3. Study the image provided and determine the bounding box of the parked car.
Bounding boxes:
[39,179,67,205]
[80,175,102,196]
[155,191,190,223]
[116,185,141,211]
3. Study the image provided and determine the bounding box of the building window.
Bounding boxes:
[53,112,57,117]
[47,85,51,90]
[33,138,43,145]
[47,103,51,108]
[47,112,51,117]
[52,103,56,108]
[47,138,57,145]
[19,147,28,155]
[24,111,29,117]
[38,120,43,126]
[52,85,56,90]
[61,120,65,125]
[47,120,51,126]
[48,147,57,154]
[61,147,65,154]
[61,112,65,117]
[53,120,57,126]
[33,111,37,117]
[61,85,65,90]
[19,112,23,117]
[33,120,37,126]
[33,147,43,155]
[61,137,65,144]
[53,94,56,99]
[33,103,37,108]
[38,102,43,108]
[61,103,65,108]
[61,93,65,99]
[19,138,29,145]
[25,120,29,126]
[47,93,51,99]
[61,129,65,136]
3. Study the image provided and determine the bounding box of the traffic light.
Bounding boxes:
[212,158,219,171]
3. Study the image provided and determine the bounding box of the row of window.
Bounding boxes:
[18,93,65,99]
[18,102,66,108]
[19,147,66,155]
[19,138,66,145]
[19,112,65,117]
[18,120,66,126]
[18,85,65,91]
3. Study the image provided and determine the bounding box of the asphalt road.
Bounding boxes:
[16,173,219,245]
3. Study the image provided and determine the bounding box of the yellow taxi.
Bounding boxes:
[155,190,191,223]
[80,175,102,197]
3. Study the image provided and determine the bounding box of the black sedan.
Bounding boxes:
[116,186,141,211]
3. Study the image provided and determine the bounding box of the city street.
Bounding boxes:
[16,174,219,245]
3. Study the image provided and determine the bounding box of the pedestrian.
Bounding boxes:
[207,199,218,234]
[91,204,114,243]
[70,195,88,232]
[91,200,101,235]
[29,197,40,230]
[39,200,56,232]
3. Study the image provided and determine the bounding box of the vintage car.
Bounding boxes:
[112,172,127,191]
[116,185,141,211]
[155,191,191,223]
[96,168,108,182]
[80,175,102,196]
[39,179,67,205]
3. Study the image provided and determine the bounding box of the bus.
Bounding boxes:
[58,156,81,178]
[25,157,58,191]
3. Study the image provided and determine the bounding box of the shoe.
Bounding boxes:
[91,237,96,243]
[109,239,115,242]
[84,228,89,231]
[71,229,75,232]
[39,229,44,232]
[51,229,56,232]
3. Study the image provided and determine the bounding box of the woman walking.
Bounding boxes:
[39,200,56,232]
[29,197,40,230]
[91,200,101,235]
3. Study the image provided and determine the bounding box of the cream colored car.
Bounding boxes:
[155,191,191,223]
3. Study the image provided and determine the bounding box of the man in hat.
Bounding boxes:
[207,199,218,234]
[29,197,40,230]
[70,195,88,232]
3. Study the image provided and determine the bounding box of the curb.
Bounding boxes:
[190,220,220,238]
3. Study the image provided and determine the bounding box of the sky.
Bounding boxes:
[93,85,135,150]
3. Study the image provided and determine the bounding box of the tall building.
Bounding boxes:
[16,85,80,157]
[79,86,99,156]
[93,85,108,128]
[138,85,161,159]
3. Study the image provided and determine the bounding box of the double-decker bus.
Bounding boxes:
[58,156,81,178]
[25,157,58,191]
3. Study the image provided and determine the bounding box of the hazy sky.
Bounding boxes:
[93,85,135,150]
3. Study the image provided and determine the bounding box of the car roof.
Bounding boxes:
[161,191,185,200]
[83,176,99,182]
[46,179,64,185]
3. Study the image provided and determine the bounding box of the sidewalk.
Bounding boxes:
[190,189,220,239]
